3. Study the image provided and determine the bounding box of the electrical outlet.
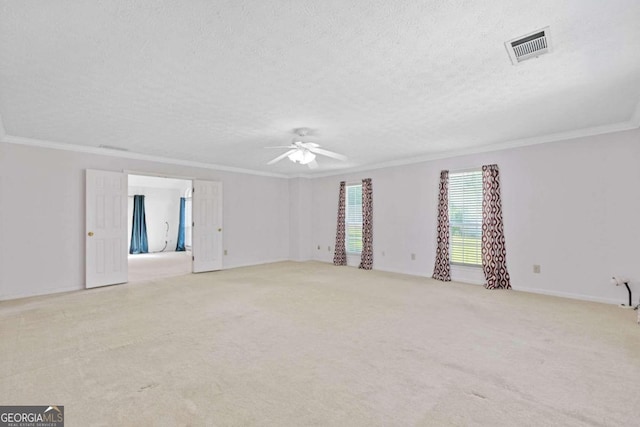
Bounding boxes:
[224,250,228,256]
[533,264,541,274]
[411,253,416,261]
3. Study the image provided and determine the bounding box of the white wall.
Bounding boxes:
[1,128,639,304]
[309,129,640,304]
[0,162,5,298]
[0,143,290,300]
[288,178,313,261]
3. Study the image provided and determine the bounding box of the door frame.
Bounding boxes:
[126,172,195,263]
[124,171,224,277]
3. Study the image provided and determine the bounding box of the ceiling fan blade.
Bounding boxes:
[267,149,297,165]
[307,147,347,161]
[301,142,320,148]
[264,145,295,149]
[307,159,319,169]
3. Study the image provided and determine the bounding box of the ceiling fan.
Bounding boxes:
[265,128,347,169]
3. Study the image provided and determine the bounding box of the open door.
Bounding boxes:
[192,180,223,272]
[86,170,128,288]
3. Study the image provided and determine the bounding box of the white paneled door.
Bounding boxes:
[192,180,223,273]
[86,170,128,288]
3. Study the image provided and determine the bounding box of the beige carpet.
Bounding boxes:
[128,251,192,283]
[1,262,638,426]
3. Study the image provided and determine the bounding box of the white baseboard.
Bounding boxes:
[287,256,313,262]
[305,259,622,305]
[2,262,622,307]
[0,258,292,301]
[0,285,83,302]
[222,258,291,270]
[513,286,621,305]
[370,265,429,278]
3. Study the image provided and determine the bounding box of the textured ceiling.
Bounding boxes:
[1,0,640,176]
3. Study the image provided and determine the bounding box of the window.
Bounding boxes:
[449,170,482,265]
[346,184,362,253]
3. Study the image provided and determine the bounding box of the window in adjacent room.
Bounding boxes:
[449,170,483,266]
[346,184,363,254]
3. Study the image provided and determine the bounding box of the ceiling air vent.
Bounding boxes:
[505,27,550,64]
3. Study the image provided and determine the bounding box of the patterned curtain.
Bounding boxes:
[359,178,373,270]
[333,181,347,266]
[481,164,511,289]
[432,170,451,281]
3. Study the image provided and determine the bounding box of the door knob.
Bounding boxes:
[88,232,94,237]
[218,228,222,232]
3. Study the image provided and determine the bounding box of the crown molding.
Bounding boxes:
[3,115,639,181]
[306,119,640,178]
[3,135,290,179]
[287,174,314,179]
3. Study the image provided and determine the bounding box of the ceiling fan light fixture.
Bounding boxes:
[288,149,316,165]
[265,128,346,168]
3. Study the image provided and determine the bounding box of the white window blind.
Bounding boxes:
[449,170,483,266]
[346,184,362,253]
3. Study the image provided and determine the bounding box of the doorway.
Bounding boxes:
[85,169,223,289]
[127,174,193,283]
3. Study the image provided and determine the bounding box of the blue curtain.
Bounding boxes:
[176,197,186,251]
[130,195,149,254]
